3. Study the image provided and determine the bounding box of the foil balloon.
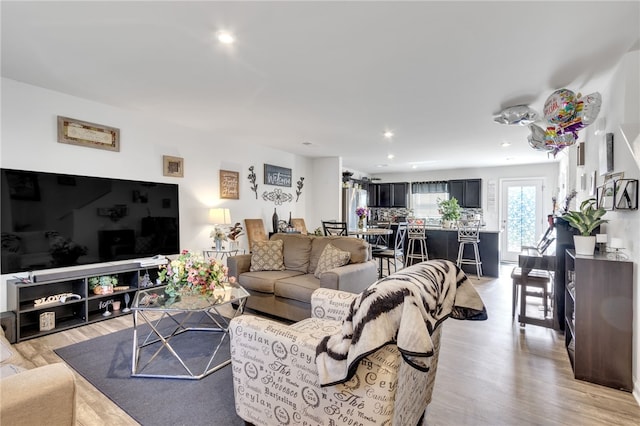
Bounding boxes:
[527,124,554,152]
[558,92,602,137]
[543,89,577,125]
[494,105,538,125]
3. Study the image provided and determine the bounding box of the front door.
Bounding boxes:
[500,179,544,262]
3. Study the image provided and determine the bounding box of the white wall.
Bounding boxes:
[0,78,326,310]
[563,49,640,402]
[365,163,560,232]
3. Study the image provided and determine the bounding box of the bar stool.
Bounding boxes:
[406,218,428,266]
[456,220,482,279]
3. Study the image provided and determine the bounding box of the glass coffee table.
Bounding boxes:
[131,283,249,380]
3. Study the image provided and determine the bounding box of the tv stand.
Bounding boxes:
[7,260,164,342]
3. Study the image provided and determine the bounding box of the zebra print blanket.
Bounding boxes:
[316,259,487,386]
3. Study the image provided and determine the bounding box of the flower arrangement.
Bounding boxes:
[356,207,369,218]
[210,227,228,242]
[227,222,244,241]
[158,250,230,299]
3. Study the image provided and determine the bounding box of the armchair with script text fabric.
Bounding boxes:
[230,260,487,426]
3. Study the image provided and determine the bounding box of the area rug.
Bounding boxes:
[55,315,244,426]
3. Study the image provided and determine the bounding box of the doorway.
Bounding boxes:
[500,179,544,262]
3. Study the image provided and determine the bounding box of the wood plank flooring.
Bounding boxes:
[13,265,640,425]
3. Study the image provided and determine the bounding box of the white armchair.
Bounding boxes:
[230,260,487,426]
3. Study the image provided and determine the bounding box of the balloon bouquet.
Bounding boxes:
[528,89,602,157]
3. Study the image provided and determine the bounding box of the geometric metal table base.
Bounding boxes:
[131,285,248,380]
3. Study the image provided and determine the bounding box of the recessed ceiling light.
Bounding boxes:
[501,142,511,148]
[302,141,312,146]
[216,31,235,44]
[387,154,395,160]
[383,131,394,139]
[412,165,418,169]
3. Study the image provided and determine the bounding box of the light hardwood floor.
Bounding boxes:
[13,265,640,425]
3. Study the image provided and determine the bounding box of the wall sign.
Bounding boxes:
[264,164,292,187]
[220,170,239,199]
[57,116,120,152]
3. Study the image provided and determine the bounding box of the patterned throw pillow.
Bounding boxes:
[314,243,351,278]
[250,240,286,272]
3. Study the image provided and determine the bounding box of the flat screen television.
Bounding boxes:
[1,168,180,274]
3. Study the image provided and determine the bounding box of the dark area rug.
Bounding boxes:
[55,314,244,426]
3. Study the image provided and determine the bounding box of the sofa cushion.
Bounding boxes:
[275,274,321,303]
[250,240,286,272]
[314,244,351,278]
[309,236,369,274]
[271,234,312,273]
[239,270,305,294]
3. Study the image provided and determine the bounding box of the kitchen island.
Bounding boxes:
[421,227,500,277]
[371,223,500,277]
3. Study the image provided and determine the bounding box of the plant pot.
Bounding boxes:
[442,220,454,229]
[574,235,596,256]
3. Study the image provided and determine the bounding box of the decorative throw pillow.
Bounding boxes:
[314,243,351,278]
[250,240,286,272]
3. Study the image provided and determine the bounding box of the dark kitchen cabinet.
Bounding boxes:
[368,183,408,207]
[391,183,408,207]
[448,179,482,208]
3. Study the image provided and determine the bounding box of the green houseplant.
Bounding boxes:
[438,197,462,228]
[562,198,608,255]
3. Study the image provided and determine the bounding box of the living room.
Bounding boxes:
[1,1,640,424]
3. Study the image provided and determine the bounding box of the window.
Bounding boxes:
[412,192,449,219]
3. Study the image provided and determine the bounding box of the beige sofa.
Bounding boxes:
[227,233,378,321]
[0,326,76,425]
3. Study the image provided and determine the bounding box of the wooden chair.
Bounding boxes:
[322,220,348,236]
[244,219,268,251]
[290,218,308,235]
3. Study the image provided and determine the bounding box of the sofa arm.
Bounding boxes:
[227,254,252,278]
[320,259,378,294]
[311,288,357,320]
[0,363,76,426]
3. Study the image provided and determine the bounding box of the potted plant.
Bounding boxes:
[88,275,118,295]
[438,197,462,228]
[226,222,244,250]
[562,198,608,255]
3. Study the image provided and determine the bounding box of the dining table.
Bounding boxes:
[348,227,393,252]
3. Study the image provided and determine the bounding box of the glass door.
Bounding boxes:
[501,179,544,262]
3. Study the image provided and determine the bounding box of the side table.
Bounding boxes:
[202,248,245,261]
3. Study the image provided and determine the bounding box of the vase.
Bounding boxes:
[272,208,279,233]
[215,239,222,251]
[229,240,239,251]
[574,235,596,256]
[357,216,366,230]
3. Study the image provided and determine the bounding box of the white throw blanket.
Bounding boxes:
[316,259,487,386]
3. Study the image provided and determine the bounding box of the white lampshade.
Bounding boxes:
[208,208,231,225]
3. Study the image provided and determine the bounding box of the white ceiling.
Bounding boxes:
[2,1,639,174]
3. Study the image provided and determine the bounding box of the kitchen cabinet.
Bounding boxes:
[368,182,408,207]
[448,179,482,208]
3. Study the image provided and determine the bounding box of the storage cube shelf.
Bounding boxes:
[7,262,163,341]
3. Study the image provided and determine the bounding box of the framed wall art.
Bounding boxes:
[264,164,292,187]
[599,133,613,175]
[57,116,120,152]
[220,170,240,199]
[163,156,184,178]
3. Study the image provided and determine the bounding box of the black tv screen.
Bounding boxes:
[1,168,180,274]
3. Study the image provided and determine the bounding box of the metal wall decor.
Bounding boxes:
[247,166,258,199]
[295,177,304,201]
[262,188,293,205]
